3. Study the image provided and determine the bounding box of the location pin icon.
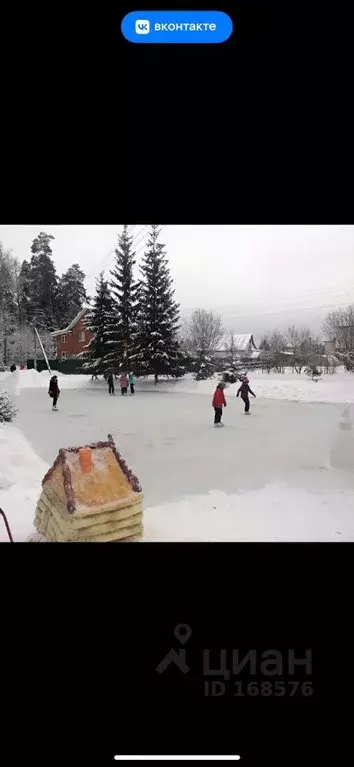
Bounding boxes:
[174,623,192,644]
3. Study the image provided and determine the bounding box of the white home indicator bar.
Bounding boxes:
[114,758,241,761]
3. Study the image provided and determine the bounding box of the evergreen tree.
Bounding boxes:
[193,350,216,380]
[29,232,58,330]
[104,225,139,372]
[133,225,183,382]
[84,273,114,372]
[17,259,32,326]
[0,244,17,365]
[0,390,18,423]
[55,263,88,328]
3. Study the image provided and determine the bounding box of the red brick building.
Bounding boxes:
[51,308,93,360]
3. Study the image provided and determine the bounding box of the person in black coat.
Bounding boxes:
[107,371,115,395]
[48,375,60,411]
[237,377,256,414]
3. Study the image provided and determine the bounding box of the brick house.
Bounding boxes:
[51,308,93,360]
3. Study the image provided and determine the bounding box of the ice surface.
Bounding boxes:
[2,371,354,541]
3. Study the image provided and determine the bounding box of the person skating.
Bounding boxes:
[129,372,135,395]
[212,382,227,426]
[48,374,60,411]
[107,371,115,395]
[120,373,128,395]
[237,376,256,414]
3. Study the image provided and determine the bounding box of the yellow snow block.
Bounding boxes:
[33,437,144,542]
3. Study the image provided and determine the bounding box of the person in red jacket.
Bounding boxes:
[212,382,227,426]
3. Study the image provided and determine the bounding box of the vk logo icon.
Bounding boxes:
[135,19,150,34]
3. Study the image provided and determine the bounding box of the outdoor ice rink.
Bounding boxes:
[14,387,343,500]
[2,366,354,541]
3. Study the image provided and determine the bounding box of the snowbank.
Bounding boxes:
[1,368,354,404]
[144,483,354,541]
[1,420,354,542]
[0,368,92,396]
[135,370,354,404]
[0,423,48,542]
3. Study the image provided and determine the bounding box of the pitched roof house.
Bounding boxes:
[214,334,258,358]
[34,435,143,542]
[233,334,258,352]
[51,308,93,360]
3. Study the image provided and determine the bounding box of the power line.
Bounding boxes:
[86,247,115,282]
[86,225,137,283]
[132,225,150,250]
[201,298,354,322]
[232,288,354,314]
[103,225,151,274]
[87,225,167,284]
[134,225,167,258]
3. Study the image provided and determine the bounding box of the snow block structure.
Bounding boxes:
[34,435,143,542]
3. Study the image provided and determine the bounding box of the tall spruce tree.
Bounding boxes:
[84,273,114,372]
[0,244,17,365]
[55,263,88,328]
[104,225,139,372]
[17,260,32,326]
[29,232,58,330]
[133,225,183,383]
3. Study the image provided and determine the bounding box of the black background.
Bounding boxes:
[2,544,352,764]
[1,1,353,764]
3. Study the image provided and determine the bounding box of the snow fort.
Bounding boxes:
[34,434,143,542]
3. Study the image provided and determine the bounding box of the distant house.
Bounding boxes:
[51,308,93,360]
[214,334,258,359]
[324,340,336,355]
[233,334,258,353]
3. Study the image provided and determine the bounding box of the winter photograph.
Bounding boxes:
[1,224,354,542]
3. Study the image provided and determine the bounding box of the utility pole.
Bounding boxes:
[34,325,51,374]
[33,323,37,371]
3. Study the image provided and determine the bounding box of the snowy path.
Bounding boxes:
[15,388,354,510]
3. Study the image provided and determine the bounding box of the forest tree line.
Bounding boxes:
[2,226,354,376]
[0,232,87,367]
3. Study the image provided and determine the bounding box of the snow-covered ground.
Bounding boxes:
[1,368,354,541]
[0,423,47,542]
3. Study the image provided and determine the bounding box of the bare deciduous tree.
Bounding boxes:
[6,326,55,366]
[183,308,224,355]
[260,330,286,353]
[323,304,354,352]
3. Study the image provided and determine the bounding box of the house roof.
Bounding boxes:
[41,434,142,514]
[213,335,258,357]
[51,307,89,337]
[233,334,257,351]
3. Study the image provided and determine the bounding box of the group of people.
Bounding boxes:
[49,371,255,420]
[48,371,136,411]
[212,376,256,426]
[106,371,135,396]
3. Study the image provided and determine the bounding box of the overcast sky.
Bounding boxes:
[1,224,353,338]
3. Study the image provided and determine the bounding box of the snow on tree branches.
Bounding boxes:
[104,225,139,372]
[0,389,18,423]
[83,273,114,373]
[132,225,184,383]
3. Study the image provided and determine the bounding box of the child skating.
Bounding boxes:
[212,382,227,426]
[237,376,256,414]
[120,373,128,395]
[129,372,135,395]
[48,374,60,411]
[107,371,115,395]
